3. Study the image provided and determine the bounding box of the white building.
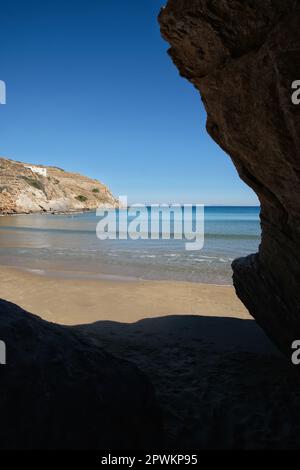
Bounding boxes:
[25,165,47,177]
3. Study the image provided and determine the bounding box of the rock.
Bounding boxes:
[0,157,118,214]
[159,1,300,355]
[0,299,162,449]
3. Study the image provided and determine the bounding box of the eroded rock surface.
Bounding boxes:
[0,299,162,449]
[159,0,300,355]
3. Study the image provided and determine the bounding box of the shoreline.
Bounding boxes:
[0,208,99,217]
[0,264,249,325]
[13,264,233,287]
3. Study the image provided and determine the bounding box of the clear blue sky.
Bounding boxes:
[0,0,258,205]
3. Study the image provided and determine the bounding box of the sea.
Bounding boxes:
[0,206,260,285]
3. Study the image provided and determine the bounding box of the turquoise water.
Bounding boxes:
[0,206,260,285]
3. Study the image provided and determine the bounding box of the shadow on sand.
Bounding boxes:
[75,315,300,449]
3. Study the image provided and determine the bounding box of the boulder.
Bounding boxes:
[0,299,162,449]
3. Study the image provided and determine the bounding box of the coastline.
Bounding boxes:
[0,264,249,325]
[0,208,100,217]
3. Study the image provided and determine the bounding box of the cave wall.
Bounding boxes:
[159,0,300,355]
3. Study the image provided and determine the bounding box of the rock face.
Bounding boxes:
[0,157,118,214]
[0,299,162,449]
[159,1,300,355]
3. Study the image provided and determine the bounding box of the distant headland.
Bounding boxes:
[0,157,118,215]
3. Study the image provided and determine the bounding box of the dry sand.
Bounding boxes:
[2,265,298,449]
[0,265,249,324]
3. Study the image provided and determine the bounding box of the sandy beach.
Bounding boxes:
[0,265,249,325]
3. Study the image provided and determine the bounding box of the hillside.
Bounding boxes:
[0,157,118,214]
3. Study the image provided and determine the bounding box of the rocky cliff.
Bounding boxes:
[0,157,118,214]
[159,0,300,355]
